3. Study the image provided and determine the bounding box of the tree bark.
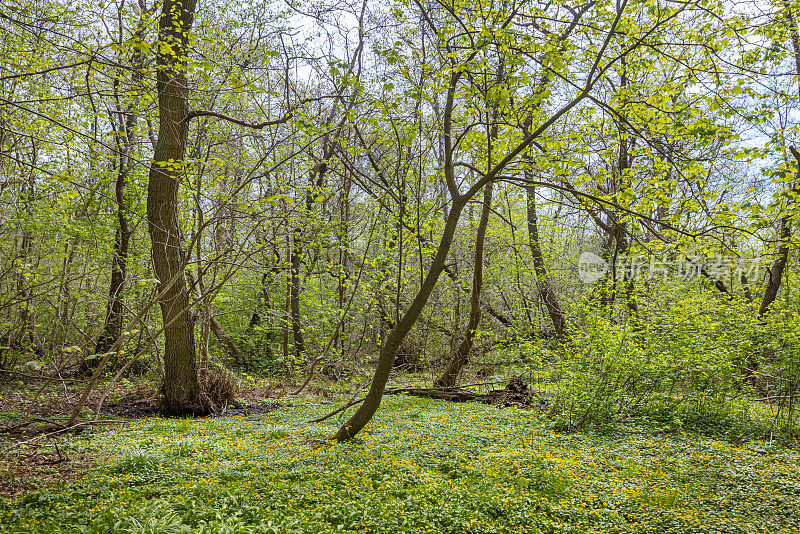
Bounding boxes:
[525,182,567,338]
[289,160,330,358]
[13,146,44,357]
[334,196,466,441]
[436,181,493,387]
[759,147,800,316]
[332,0,623,440]
[760,2,800,315]
[290,225,305,357]
[90,10,149,366]
[147,0,200,415]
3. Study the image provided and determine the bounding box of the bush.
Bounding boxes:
[546,294,763,435]
[114,449,163,476]
[229,325,284,374]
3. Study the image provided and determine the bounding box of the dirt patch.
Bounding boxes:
[101,392,160,418]
[101,391,286,419]
[0,377,292,498]
[0,445,105,498]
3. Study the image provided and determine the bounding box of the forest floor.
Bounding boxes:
[1,377,799,534]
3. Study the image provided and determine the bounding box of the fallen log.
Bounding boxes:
[308,378,548,425]
[386,376,548,409]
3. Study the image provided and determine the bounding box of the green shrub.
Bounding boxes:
[547,294,764,435]
[229,325,284,374]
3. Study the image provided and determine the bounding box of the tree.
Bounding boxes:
[332,0,692,441]
[147,0,201,415]
[437,60,504,387]
[88,0,154,370]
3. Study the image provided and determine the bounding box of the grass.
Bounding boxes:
[1,394,800,533]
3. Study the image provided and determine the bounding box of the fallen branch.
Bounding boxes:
[3,419,128,451]
[1,418,65,433]
[387,377,541,408]
[306,379,523,424]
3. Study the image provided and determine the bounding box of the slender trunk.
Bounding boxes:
[185,270,241,365]
[94,186,130,356]
[525,182,566,338]
[760,3,800,315]
[147,0,200,415]
[333,0,600,439]
[377,219,397,351]
[15,151,44,357]
[760,148,800,316]
[437,78,503,387]
[90,3,151,369]
[92,107,135,362]
[437,181,493,387]
[503,191,535,331]
[290,226,305,357]
[441,264,514,328]
[338,176,351,359]
[283,230,291,366]
[335,197,466,441]
[289,161,330,358]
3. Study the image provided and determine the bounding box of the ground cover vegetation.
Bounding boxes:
[2,0,800,530]
[3,395,800,533]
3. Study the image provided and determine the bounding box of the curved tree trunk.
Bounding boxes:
[760,3,800,316]
[334,197,466,441]
[760,147,800,317]
[147,0,200,415]
[332,0,604,441]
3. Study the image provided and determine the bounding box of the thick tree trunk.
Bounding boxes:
[147,0,200,415]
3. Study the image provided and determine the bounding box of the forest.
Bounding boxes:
[1,0,800,531]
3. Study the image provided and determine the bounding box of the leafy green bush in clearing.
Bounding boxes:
[547,294,766,434]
